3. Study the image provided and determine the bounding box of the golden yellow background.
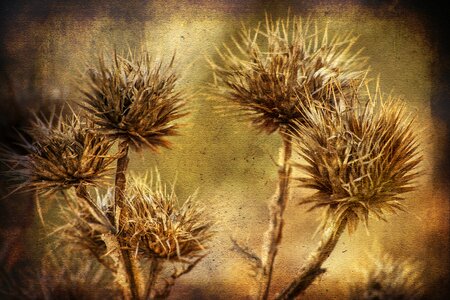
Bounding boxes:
[1,1,448,298]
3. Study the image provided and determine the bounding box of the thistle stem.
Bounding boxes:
[114,140,130,211]
[75,184,110,224]
[275,218,348,299]
[74,184,91,203]
[257,132,292,300]
[144,258,161,300]
[114,140,139,300]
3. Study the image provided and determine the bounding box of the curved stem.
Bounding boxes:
[75,184,111,226]
[275,218,348,299]
[257,133,292,300]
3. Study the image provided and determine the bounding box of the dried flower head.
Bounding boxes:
[3,113,116,193]
[120,174,213,260]
[58,189,115,269]
[349,254,425,300]
[295,82,421,232]
[60,174,213,262]
[80,52,187,151]
[0,249,117,300]
[210,13,367,134]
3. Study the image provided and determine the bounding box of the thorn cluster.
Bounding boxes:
[3,114,116,193]
[60,173,213,262]
[81,52,186,151]
[211,14,367,134]
[295,82,421,232]
[349,254,425,300]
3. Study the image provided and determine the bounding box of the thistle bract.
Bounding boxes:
[295,82,421,231]
[121,175,213,260]
[4,114,115,193]
[61,174,213,261]
[81,52,186,151]
[349,254,424,300]
[211,14,367,134]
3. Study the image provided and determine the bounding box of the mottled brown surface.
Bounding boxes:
[0,1,448,299]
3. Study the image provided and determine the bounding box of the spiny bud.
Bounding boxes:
[80,51,187,152]
[2,113,116,194]
[349,254,425,300]
[210,13,368,134]
[294,81,422,232]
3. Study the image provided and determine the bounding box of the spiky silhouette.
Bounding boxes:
[349,254,425,300]
[80,52,186,152]
[3,113,116,194]
[59,173,213,299]
[211,14,367,134]
[211,13,368,300]
[295,81,421,232]
[276,81,422,299]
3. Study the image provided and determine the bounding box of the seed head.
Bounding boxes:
[80,52,187,151]
[3,113,116,193]
[211,13,367,134]
[0,249,116,300]
[295,82,422,232]
[61,174,213,261]
[349,254,425,300]
[58,189,114,267]
[120,174,214,260]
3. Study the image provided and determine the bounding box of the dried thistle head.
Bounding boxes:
[0,249,117,300]
[294,82,421,232]
[119,174,214,260]
[210,13,368,134]
[80,51,187,151]
[58,189,114,269]
[3,113,116,194]
[60,174,213,262]
[349,254,425,300]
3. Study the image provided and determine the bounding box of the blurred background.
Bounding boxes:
[0,0,448,299]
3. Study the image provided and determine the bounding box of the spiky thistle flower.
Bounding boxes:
[349,254,425,300]
[0,250,117,300]
[60,173,213,261]
[58,175,213,299]
[210,13,367,134]
[80,52,187,151]
[294,82,422,232]
[58,189,115,269]
[3,113,116,194]
[120,174,213,260]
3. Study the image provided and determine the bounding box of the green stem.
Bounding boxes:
[275,218,348,299]
[257,132,292,300]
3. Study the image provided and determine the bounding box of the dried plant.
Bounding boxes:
[3,48,199,300]
[210,13,367,135]
[349,254,425,300]
[275,81,422,299]
[77,50,189,299]
[80,51,186,152]
[210,13,368,300]
[295,84,421,232]
[121,174,213,260]
[2,113,116,194]
[57,189,115,271]
[58,173,213,299]
[0,249,117,300]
